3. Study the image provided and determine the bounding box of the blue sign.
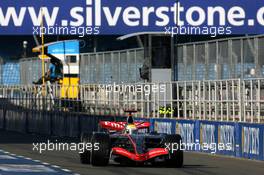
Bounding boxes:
[218,124,236,156]
[0,0,264,35]
[48,41,79,54]
[153,119,176,134]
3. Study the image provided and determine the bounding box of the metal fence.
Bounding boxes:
[19,57,48,85]
[12,34,264,85]
[80,48,144,84]
[18,48,145,85]
[177,35,264,81]
[0,78,263,123]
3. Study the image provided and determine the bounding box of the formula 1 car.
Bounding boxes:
[79,111,183,167]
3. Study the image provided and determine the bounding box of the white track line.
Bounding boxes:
[0,149,75,174]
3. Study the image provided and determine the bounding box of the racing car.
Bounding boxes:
[79,111,183,167]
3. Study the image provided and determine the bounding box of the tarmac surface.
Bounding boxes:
[0,129,263,175]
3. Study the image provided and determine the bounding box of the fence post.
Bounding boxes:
[3,107,6,131]
[239,79,243,122]
[25,110,29,133]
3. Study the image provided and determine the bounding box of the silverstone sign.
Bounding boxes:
[0,0,264,35]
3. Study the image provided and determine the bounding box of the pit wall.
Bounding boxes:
[0,103,263,161]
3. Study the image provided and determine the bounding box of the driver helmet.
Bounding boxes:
[125,124,137,134]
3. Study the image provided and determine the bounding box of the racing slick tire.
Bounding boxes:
[90,133,111,166]
[80,133,92,164]
[163,134,183,168]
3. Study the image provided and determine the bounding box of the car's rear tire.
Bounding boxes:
[90,133,110,166]
[163,134,183,168]
[80,133,92,164]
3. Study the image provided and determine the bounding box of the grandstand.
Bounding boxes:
[1,62,20,85]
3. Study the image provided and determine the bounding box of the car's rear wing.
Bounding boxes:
[99,121,150,131]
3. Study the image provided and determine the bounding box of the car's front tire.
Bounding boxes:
[80,133,92,164]
[90,133,110,166]
[163,134,184,168]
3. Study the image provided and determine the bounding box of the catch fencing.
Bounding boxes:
[0,78,263,123]
[177,34,264,80]
[18,48,145,85]
[80,48,144,84]
[19,57,48,85]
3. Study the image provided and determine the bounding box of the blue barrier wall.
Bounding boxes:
[151,119,264,161]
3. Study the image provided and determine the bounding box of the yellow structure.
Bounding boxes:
[33,40,80,99]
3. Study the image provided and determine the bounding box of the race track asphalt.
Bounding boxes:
[0,130,263,175]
